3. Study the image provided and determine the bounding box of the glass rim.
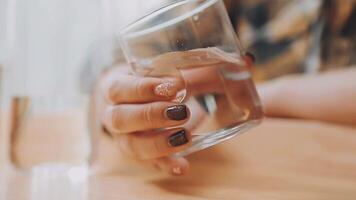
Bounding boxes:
[119,0,219,39]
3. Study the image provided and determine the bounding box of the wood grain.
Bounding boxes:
[1,118,356,200]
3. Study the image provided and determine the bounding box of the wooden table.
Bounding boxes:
[1,118,356,200]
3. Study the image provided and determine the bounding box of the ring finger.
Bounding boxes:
[116,128,192,160]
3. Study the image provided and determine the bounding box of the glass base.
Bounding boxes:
[175,119,262,157]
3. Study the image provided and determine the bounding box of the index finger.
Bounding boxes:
[102,72,184,104]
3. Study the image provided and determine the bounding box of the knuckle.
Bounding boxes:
[103,107,114,128]
[118,135,138,158]
[137,136,163,160]
[152,139,164,158]
[142,104,155,126]
[107,81,121,103]
[134,79,148,100]
[109,106,125,132]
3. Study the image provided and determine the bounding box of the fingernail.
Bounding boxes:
[244,52,255,63]
[154,81,176,97]
[172,166,182,175]
[168,130,188,147]
[165,105,188,121]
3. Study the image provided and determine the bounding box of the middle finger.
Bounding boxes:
[103,102,190,134]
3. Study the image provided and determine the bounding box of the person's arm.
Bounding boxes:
[258,68,356,125]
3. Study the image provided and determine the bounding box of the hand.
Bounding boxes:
[96,51,255,176]
[98,66,191,176]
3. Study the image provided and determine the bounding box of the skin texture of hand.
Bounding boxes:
[94,51,255,176]
[97,66,191,176]
[94,55,354,175]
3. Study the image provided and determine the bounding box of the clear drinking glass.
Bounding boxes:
[119,0,263,156]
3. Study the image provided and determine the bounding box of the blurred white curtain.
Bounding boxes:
[0,0,10,62]
[1,0,171,106]
[80,0,171,92]
[3,0,101,98]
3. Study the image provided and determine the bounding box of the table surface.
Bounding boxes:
[1,118,356,200]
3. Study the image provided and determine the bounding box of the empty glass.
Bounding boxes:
[119,0,263,156]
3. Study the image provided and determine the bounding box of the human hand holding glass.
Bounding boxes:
[97,0,263,175]
[99,51,257,175]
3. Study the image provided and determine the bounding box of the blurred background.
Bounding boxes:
[0,2,355,199]
[0,0,175,169]
[0,0,355,169]
[0,0,355,94]
[225,0,355,80]
[0,0,174,101]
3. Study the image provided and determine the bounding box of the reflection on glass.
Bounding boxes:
[120,0,263,156]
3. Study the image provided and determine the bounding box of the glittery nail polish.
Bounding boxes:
[154,81,176,97]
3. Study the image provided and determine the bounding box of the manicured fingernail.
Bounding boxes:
[168,130,188,147]
[165,105,188,121]
[244,52,255,63]
[154,81,176,97]
[172,166,182,175]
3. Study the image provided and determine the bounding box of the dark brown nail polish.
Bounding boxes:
[245,52,255,63]
[165,105,187,121]
[168,130,188,147]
